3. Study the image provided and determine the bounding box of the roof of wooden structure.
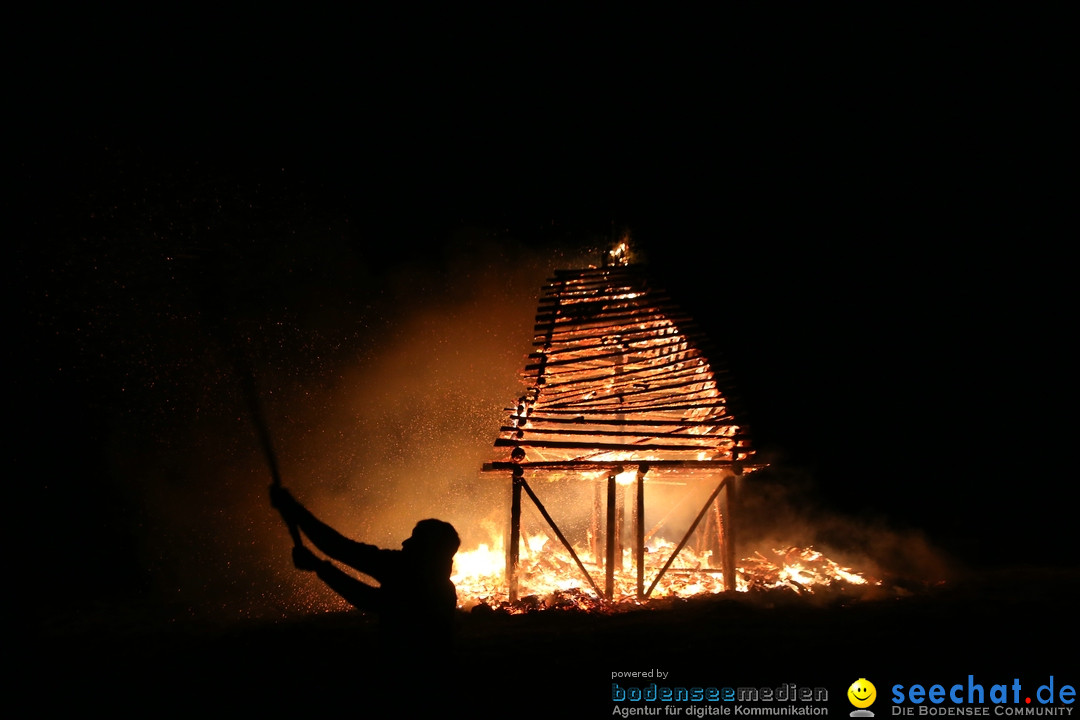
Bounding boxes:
[483,263,763,480]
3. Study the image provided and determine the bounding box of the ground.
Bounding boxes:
[22,565,1078,715]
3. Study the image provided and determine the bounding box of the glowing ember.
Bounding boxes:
[452,534,878,613]
[738,547,874,594]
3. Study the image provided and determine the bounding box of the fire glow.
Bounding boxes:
[456,253,881,614]
[452,533,877,613]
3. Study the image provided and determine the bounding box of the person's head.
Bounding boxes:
[402,519,461,561]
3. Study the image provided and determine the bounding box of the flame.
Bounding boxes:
[452,533,879,613]
[608,241,629,266]
[738,547,873,593]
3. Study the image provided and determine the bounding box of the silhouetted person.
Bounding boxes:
[269,486,461,651]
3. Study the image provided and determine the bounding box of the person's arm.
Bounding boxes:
[290,546,382,612]
[270,486,368,564]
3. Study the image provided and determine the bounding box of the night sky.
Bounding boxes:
[14,13,1073,633]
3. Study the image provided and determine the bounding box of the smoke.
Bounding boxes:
[24,165,600,627]
[164,230,594,622]
[732,461,956,590]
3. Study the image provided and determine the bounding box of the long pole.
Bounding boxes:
[235,340,302,548]
[508,471,523,603]
[721,475,737,593]
[202,267,301,548]
[636,464,647,599]
[605,473,616,601]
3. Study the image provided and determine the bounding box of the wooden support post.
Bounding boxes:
[635,464,647,600]
[710,505,722,556]
[713,493,727,589]
[508,470,522,603]
[711,494,722,555]
[697,505,712,555]
[605,473,616,601]
[591,479,602,560]
[615,483,626,572]
[720,473,737,594]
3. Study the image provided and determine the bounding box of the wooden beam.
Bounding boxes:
[645,475,730,599]
[605,473,616,601]
[497,426,739,442]
[525,342,708,372]
[483,459,766,473]
[721,475,737,594]
[494,438,735,453]
[508,472,522,603]
[501,415,741,429]
[507,400,731,416]
[517,476,604,600]
[636,465,647,600]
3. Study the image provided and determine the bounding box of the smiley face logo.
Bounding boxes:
[848,678,877,709]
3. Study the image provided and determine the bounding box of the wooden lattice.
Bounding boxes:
[482,262,764,602]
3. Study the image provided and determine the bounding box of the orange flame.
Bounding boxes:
[452,533,878,613]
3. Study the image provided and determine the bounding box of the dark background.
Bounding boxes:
[13,9,1073,697]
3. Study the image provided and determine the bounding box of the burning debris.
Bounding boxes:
[451,533,879,614]
[737,547,875,594]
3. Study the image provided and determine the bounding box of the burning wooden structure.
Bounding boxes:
[482,250,765,605]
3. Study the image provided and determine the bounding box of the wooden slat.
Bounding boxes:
[497,425,737,441]
[517,400,730,415]
[494,438,730,452]
[482,460,766,472]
